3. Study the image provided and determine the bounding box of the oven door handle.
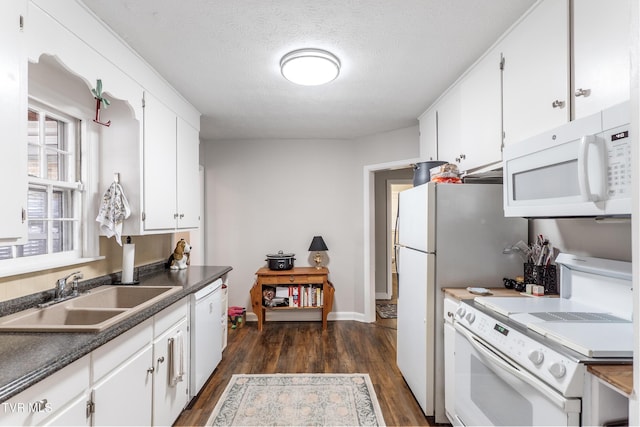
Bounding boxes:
[455,323,576,412]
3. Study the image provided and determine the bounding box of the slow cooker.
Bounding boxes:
[265,251,295,270]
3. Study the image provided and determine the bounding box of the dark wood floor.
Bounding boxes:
[175,274,431,426]
[174,322,430,426]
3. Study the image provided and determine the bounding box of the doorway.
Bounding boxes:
[372,168,413,324]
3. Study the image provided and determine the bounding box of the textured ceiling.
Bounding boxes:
[79,0,535,141]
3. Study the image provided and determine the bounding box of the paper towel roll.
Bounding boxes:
[122,243,135,283]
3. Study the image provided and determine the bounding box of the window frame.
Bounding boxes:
[0,97,102,275]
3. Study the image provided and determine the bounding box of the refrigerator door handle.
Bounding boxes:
[395,245,400,298]
[394,213,400,297]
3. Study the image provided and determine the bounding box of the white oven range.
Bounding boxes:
[452,254,632,426]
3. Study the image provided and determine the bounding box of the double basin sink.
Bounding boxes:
[0,285,181,332]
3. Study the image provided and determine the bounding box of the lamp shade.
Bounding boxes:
[308,236,328,252]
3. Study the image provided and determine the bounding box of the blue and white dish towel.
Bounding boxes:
[96,181,131,245]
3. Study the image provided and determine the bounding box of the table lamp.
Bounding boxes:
[308,236,329,269]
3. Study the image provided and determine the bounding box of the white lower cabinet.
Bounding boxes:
[152,300,190,426]
[92,344,153,426]
[0,354,90,427]
[0,298,194,427]
[90,298,190,426]
[43,394,91,427]
[91,318,154,426]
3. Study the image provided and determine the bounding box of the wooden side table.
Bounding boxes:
[250,267,334,331]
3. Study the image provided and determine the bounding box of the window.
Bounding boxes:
[0,101,83,263]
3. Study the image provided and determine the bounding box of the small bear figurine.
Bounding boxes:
[167,239,192,270]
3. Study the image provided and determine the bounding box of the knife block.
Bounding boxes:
[524,263,558,295]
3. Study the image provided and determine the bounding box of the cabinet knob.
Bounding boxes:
[289,275,295,282]
[575,88,591,97]
[32,399,48,412]
[551,100,565,109]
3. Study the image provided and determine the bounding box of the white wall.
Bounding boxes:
[202,125,419,319]
[530,218,631,262]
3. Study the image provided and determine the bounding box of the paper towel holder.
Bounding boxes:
[115,236,140,285]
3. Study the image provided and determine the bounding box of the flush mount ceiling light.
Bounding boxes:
[280,48,341,86]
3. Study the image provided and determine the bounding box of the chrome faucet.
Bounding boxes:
[54,271,83,300]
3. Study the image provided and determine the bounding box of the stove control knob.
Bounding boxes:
[455,306,466,319]
[465,312,476,324]
[528,350,544,366]
[548,362,566,379]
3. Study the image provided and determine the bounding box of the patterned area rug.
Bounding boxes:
[376,303,397,319]
[206,373,386,426]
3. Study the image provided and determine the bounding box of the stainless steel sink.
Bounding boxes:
[0,285,181,332]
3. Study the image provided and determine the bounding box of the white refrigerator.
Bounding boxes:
[395,182,526,421]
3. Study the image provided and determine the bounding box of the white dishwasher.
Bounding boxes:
[190,278,223,397]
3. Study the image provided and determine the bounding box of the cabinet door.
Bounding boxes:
[176,118,200,229]
[143,92,177,231]
[43,394,90,427]
[460,48,502,170]
[436,84,462,167]
[573,0,630,118]
[418,108,437,161]
[92,345,153,426]
[0,0,28,241]
[152,318,190,427]
[501,0,569,146]
[0,354,90,427]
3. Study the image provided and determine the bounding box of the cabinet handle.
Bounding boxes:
[289,275,295,282]
[173,213,179,219]
[157,356,165,364]
[179,213,184,219]
[575,88,591,97]
[147,367,155,374]
[447,311,454,318]
[455,154,466,163]
[551,100,565,109]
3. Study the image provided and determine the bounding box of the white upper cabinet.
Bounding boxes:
[459,47,503,170]
[176,118,201,230]
[143,92,178,231]
[0,0,28,241]
[501,0,570,147]
[573,0,631,118]
[143,92,200,232]
[435,84,462,167]
[418,108,438,161]
[420,47,503,172]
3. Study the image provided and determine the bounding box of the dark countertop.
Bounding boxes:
[0,265,232,403]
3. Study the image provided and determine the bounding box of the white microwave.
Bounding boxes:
[503,102,631,217]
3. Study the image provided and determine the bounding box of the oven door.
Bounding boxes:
[454,323,581,426]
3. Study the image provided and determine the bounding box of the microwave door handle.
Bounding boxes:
[454,323,574,411]
[578,135,604,202]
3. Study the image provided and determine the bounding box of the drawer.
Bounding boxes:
[92,317,153,382]
[259,275,325,285]
[154,297,188,338]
